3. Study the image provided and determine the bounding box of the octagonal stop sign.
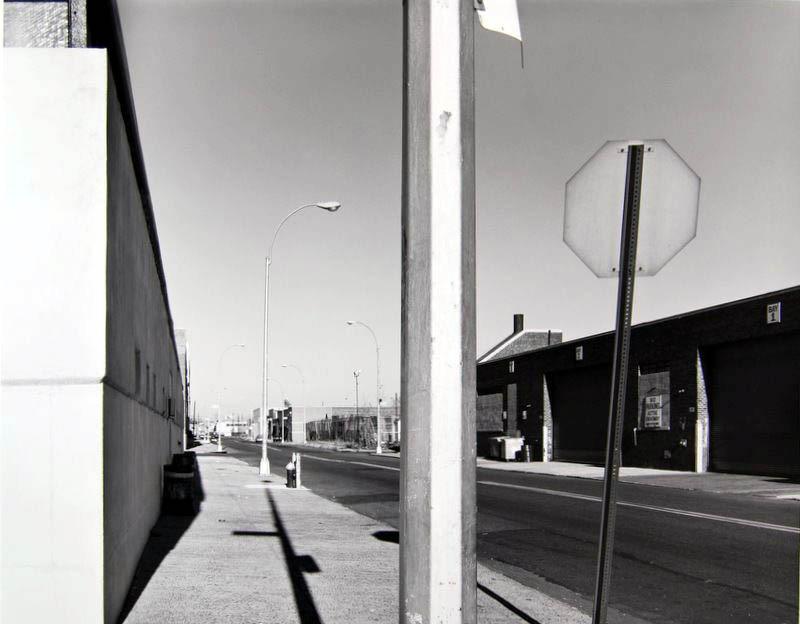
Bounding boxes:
[564,139,700,277]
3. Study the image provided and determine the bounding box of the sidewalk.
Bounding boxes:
[475,458,800,499]
[120,445,608,624]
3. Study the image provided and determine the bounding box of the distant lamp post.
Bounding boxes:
[347,320,382,453]
[353,369,361,447]
[282,363,306,444]
[217,343,245,452]
[260,201,341,476]
[268,376,286,442]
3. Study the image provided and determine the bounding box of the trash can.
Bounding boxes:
[171,451,196,470]
[162,465,195,515]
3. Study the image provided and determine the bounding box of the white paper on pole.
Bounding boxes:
[476,0,522,41]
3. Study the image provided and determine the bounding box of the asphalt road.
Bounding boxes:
[222,439,799,624]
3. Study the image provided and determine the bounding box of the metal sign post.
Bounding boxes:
[592,144,643,624]
[563,138,700,624]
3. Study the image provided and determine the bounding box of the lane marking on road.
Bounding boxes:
[299,454,400,472]
[477,481,800,534]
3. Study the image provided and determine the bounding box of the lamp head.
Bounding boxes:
[346,320,356,326]
[316,201,341,212]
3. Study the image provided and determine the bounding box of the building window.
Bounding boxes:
[508,360,515,373]
[135,349,141,395]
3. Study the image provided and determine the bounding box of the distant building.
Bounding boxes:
[477,288,800,477]
[175,328,191,443]
[476,315,560,454]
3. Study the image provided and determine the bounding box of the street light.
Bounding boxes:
[260,201,341,476]
[217,343,245,452]
[282,363,306,444]
[347,320,382,454]
[353,369,361,447]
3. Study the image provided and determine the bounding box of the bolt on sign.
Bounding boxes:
[564,139,700,624]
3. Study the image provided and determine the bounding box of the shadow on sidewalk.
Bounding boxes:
[371,530,542,624]
[266,490,323,624]
[117,465,205,623]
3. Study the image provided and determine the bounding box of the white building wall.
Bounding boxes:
[1,48,109,623]
[2,48,184,623]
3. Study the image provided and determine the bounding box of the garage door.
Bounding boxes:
[705,332,800,477]
[547,365,611,463]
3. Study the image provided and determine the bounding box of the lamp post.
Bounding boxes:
[347,320,382,453]
[353,369,361,448]
[260,201,341,476]
[282,363,306,444]
[217,343,245,452]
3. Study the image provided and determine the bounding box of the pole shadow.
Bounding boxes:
[477,583,543,624]
[265,490,324,624]
[369,530,542,624]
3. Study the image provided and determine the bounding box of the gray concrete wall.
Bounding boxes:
[103,65,184,623]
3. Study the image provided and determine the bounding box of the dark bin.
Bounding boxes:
[163,464,195,515]
[171,452,196,470]
[522,445,533,462]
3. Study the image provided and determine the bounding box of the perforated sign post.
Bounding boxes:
[564,139,700,624]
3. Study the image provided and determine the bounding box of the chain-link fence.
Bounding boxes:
[305,408,399,449]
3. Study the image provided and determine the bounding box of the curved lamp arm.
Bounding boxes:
[267,201,341,261]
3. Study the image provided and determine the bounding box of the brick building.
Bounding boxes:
[477,287,800,477]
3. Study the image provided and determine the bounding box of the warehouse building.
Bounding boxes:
[477,287,800,477]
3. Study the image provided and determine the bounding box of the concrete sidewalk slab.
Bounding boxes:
[121,447,604,624]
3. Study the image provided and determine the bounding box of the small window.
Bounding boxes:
[153,374,156,406]
[508,360,515,373]
[146,364,150,402]
[135,350,141,395]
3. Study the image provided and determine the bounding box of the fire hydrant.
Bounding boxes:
[285,460,296,488]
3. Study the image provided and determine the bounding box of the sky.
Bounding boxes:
[116,0,800,421]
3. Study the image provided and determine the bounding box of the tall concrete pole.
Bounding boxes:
[400,0,476,622]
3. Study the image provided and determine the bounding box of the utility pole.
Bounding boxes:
[353,370,361,448]
[401,0,477,621]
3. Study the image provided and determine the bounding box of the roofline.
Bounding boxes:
[477,328,563,364]
[478,285,800,365]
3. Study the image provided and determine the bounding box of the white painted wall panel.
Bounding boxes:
[2,48,108,383]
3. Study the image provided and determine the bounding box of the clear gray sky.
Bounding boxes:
[117,0,800,420]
